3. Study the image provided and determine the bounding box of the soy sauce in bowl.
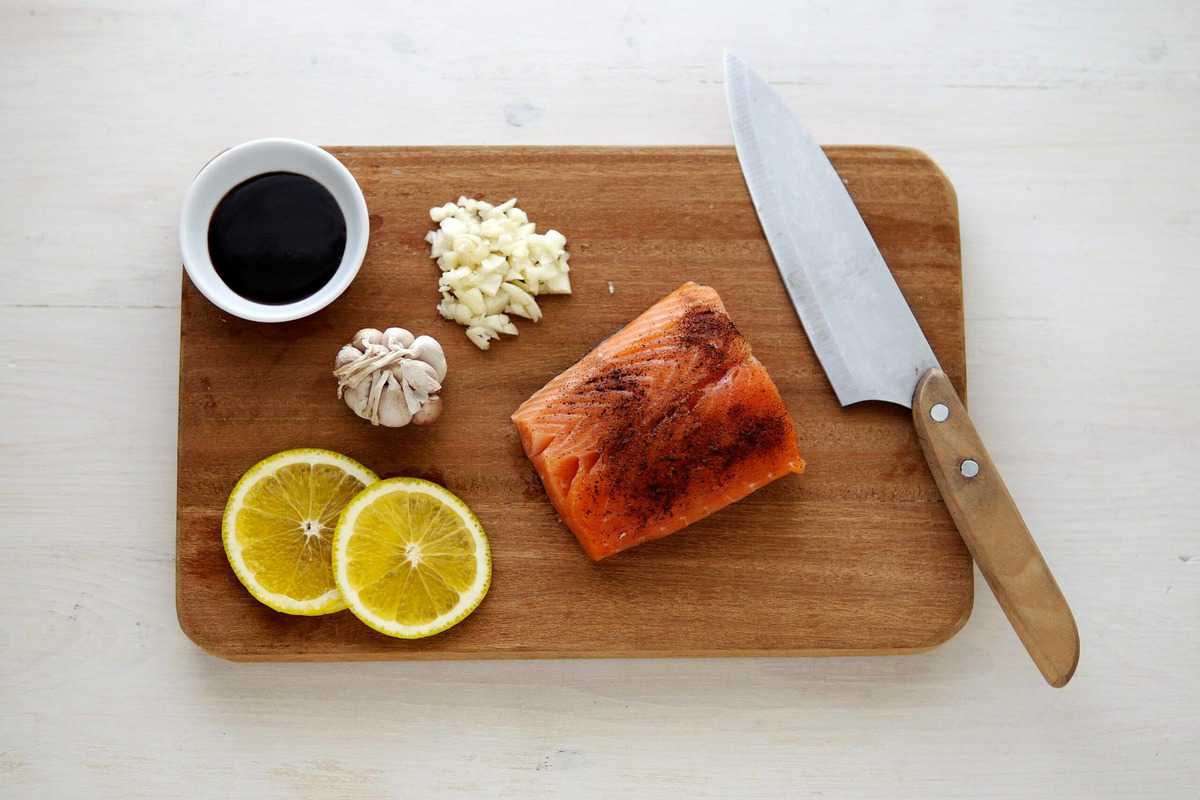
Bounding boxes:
[207,172,347,305]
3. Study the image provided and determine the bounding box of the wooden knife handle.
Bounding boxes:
[912,368,1079,687]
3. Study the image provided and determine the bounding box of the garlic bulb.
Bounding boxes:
[333,327,447,427]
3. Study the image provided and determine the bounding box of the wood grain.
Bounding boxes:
[913,368,1079,686]
[176,146,970,660]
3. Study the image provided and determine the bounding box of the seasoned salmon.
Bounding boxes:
[512,282,805,560]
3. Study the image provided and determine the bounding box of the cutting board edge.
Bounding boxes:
[175,144,973,662]
[175,575,975,663]
[178,620,976,664]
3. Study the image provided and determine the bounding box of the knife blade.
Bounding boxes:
[725,52,937,408]
[725,52,1079,687]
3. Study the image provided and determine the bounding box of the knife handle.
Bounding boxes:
[912,368,1079,687]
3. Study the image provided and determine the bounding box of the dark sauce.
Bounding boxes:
[208,172,346,305]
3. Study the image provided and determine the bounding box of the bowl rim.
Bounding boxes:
[179,138,369,323]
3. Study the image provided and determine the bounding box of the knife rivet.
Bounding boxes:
[930,403,949,423]
[960,459,980,479]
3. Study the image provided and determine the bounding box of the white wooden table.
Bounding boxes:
[2,2,1197,796]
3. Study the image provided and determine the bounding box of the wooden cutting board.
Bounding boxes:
[177,146,971,660]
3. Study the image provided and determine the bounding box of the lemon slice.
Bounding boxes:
[222,449,378,615]
[333,478,491,639]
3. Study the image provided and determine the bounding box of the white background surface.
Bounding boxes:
[2,1,1197,797]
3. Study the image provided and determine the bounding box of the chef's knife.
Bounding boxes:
[724,52,1079,687]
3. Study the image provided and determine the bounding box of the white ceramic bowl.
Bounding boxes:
[179,138,369,323]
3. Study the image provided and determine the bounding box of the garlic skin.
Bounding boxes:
[411,395,442,426]
[426,196,571,350]
[332,328,446,428]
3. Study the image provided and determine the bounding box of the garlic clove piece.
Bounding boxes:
[482,314,518,336]
[465,326,493,350]
[409,335,447,381]
[402,359,441,394]
[484,292,510,315]
[343,379,371,418]
[545,271,572,294]
[353,328,385,348]
[377,382,414,428]
[450,303,473,326]
[412,395,442,426]
[457,287,487,317]
[383,327,415,348]
[399,360,440,415]
[335,344,363,370]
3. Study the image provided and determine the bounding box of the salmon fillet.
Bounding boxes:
[512,282,805,560]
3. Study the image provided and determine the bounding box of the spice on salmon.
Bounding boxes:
[511,282,805,560]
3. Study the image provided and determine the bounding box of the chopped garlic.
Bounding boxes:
[426,197,571,350]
